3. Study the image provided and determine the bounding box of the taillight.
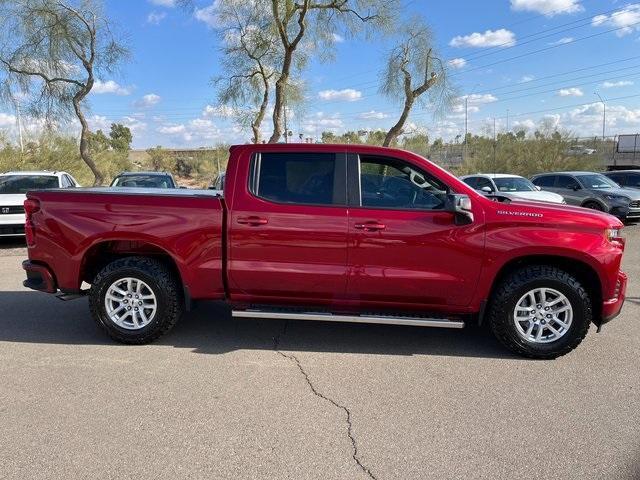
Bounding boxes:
[24,198,40,247]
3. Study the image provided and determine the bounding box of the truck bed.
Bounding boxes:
[26,187,225,299]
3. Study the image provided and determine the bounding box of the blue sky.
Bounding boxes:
[3,0,640,148]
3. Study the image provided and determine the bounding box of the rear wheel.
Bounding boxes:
[89,256,183,344]
[487,265,592,359]
[583,201,604,212]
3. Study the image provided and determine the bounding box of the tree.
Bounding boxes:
[146,146,170,172]
[268,0,397,143]
[213,0,279,144]
[379,18,454,147]
[0,0,128,185]
[109,123,132,152]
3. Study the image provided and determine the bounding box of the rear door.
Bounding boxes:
[227,150,349,306]
[557,174,587,205]
[345,153,484,309]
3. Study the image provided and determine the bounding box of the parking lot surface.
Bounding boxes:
[1,230,639,480]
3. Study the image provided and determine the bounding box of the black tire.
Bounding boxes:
[583,201,604,212]
[487,265,592,359]
[89,256,183,344]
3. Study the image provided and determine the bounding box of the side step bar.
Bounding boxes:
[231,310,465,329]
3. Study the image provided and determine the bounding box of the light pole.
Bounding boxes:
[594,92,606,141]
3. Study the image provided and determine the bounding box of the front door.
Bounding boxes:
[227,150,349,307]
[345,153,484,310]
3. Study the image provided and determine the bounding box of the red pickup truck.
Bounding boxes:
[22,144,627,359]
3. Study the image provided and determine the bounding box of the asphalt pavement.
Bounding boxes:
[0,230,638,480]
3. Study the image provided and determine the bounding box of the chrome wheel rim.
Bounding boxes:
[513,287,573,344]
[104,277,157,330]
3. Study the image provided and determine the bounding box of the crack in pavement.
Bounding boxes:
[273,321,378,480]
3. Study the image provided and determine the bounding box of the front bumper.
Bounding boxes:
[601,271,627,324]
[609,204,640,220]
[22,260,57,293]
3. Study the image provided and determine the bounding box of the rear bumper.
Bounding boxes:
[601,271,627,324]
[22,260,57,293]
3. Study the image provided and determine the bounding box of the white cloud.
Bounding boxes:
[194,4,220,28]
[148,0,176,6]
[512,118,537,131]
[592,5,640,36]
[548,36,574,45]
[88,115,110,131]
[602,80,634,88]
[357,110,389,120]
[302,112,344,133]
[447,58,467,69]
[134,93,161,108]
[158,124,186,135]
[92,80,132,96]
[449,29,516,48]
[121,116,148,133]
[460,93,498,104]
[520,74,535,83]
[510,0,583,16]
[202,104,236,118]
[0,112,16,127]
[558,87,584,97]
[332,33,345,43]
[147,11,167,25]
[318,89,362,102]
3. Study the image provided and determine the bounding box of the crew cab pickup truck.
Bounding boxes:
[22,144,627,359]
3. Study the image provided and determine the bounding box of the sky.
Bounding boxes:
[2,0,640,149]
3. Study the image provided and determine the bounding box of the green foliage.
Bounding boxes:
[145,146,171,172]
[0,133,130,185]
[458,131,602,177]
[109,124,133,152]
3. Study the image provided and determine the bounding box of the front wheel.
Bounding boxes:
[487,265,592,359]
[89,256,183,344]
[583,201,604,212]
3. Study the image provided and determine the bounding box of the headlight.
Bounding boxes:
[605,228,625,247]
[603,194,628,202]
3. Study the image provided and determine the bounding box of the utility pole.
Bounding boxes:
[506,109,510,133]
[15,101,24,153]
[493,117,497,173]
[594,92,606,141]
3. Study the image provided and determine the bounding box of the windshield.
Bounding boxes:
[0,175,58,194]
[577,174,620,189]
[493,177,536,192]
[111,174,174,188]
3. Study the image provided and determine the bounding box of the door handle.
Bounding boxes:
[237,216,268,226]
[355,222,386,231]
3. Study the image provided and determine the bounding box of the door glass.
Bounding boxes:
[359,156,448,210]
[462,177,479,189]
[533,175,556,187]
[630,174,640,187]
[556,175,579,189]
[475,177,494,192]
[253,152,338,205]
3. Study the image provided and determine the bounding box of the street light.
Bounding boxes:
[594,92,606,141]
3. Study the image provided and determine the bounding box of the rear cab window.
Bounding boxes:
[250,152,345,206]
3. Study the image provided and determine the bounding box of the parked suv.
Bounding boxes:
[603,170,640,190]
[531,171,640,220]
[0,170,79,236]
[460,173,565,204]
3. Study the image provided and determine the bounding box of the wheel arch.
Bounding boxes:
[483,254,602,325]
[580,197,608,210]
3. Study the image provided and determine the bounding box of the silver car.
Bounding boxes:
[531,171,640,221]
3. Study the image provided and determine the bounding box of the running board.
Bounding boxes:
[231,310,465,329]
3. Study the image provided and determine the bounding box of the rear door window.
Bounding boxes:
[556,175,579,189]
[533,175,556,188]
[251,152,343,206]
[462,177,479,189]
[628,173,640,187]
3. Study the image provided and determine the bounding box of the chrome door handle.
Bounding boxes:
[354,222,386,231]
[237,216,268,226]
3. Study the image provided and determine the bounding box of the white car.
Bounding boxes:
[0,171,80,237]
[460,173,565,204]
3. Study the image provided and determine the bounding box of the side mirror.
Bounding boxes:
[571,184,581,191]
[535,185,542,191]
[446,194,474,225]
[481,186,493,194]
